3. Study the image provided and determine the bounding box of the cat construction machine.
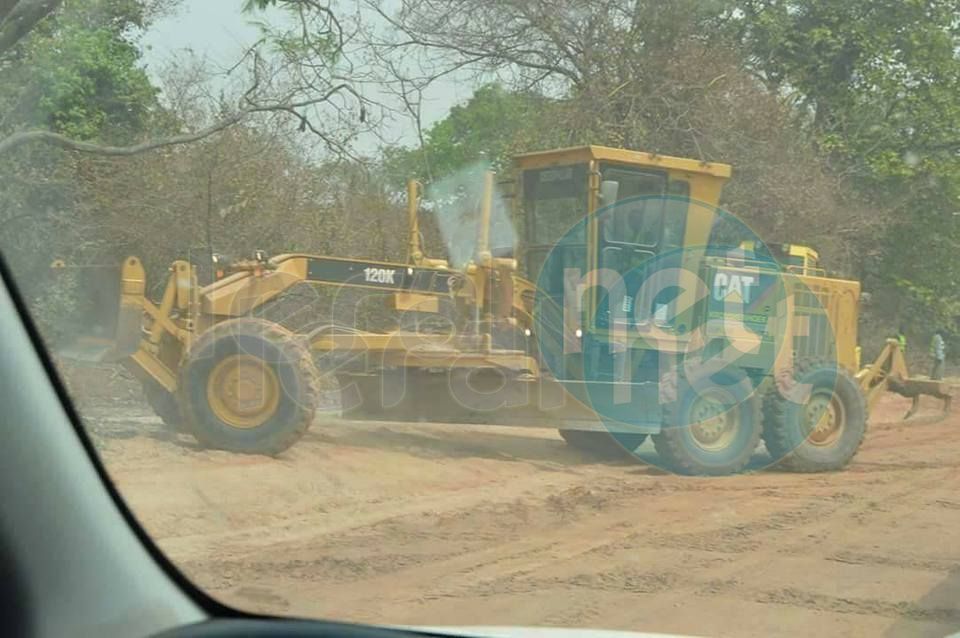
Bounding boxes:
[59,145,952,475]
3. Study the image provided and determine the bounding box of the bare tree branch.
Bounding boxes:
[0,83,362,157]
[0,0,61,56]
[0,117,245,156]
[366,0,583,87]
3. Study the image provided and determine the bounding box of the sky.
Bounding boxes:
[140,0,475,154]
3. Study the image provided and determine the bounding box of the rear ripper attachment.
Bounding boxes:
[857,339,952,422]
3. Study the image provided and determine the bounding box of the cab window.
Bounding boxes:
[600,167,666,247]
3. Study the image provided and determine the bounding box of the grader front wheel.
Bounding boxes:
[205,354,282,429]
[178,318,318,455]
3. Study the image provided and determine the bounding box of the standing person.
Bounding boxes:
[897,324,908,354]
[930,330,946,380]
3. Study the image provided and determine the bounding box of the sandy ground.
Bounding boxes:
[82,393,960,638]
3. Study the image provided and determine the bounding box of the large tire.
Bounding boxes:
[142,379,182,429]
[178,318,318,455]
[559,429,648,458]
[762,360,866,472]
[652,370,762,476]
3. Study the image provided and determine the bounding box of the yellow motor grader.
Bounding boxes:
[60,145,951,475]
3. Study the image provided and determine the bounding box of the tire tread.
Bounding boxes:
[761,358,867,472]
[178,318,318,455]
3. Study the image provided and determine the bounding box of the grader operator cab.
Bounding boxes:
[59,145,951,475]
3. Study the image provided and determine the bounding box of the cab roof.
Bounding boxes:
[513,145,733,179]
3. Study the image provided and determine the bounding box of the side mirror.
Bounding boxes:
[600,180,620,207]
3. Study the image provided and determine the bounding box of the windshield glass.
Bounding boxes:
[3,1,960,637]
[523,165,589,246]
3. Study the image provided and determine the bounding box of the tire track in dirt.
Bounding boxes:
[756,588,960,624]
[825,551,960,573]
[350,461,960,631]
[251,474,862,613]
[630,468,956,581]
[94,392,960,636]
[212,463,945,623]
[155,453,595,558]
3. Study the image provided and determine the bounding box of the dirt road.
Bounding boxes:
[85,394,960,637]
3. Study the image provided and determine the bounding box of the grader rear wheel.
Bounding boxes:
[653,371,762,476]
[179,318,318,455]
[762,360,866,473]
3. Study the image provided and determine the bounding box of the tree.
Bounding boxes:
[0,0,371,158]
[373,0,960,333]
[382,83,543,183]
[0,0,179,340]
[0,0,374,341]
[372,1,865,267]
[733,0,960,329]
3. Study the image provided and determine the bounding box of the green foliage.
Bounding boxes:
[739,0,960,180]
[382,0,960,331]
[0,0,171,342]
[0,0,163,142]
[894,276,960,329]
[22,25,158,141]
[384,84,543,184]
[2,0,959,345]
[734,0,960,325]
